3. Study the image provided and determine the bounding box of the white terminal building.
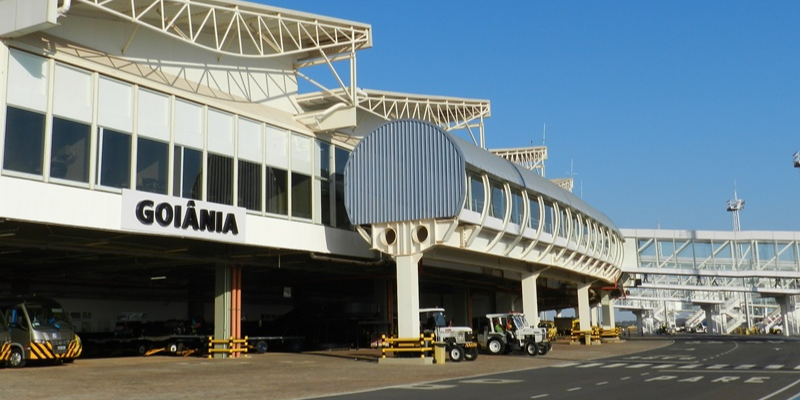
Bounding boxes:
[2,0,794,348]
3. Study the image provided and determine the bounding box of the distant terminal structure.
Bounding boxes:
[794,151,800,168]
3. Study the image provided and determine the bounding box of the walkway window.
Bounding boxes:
[51,63,92,183]
[466,171,484,213]
[238,117,263,212]
[207,154,233,205]
[266,166,288,215]
[291,172,312,219]
[4,50,48,177]
[291,134,313,220]
[96,128,131,189]
[136,137,168,194]
[528,195,540,230]
[543,202,554,234]
[238,160,262,211]
[489,180,506,219]
[316,141,331,225]
[174,146,203,199]
[556,208,568,238]
[3,107,45,176]
[510,189,523,225]
[334,147,351,229]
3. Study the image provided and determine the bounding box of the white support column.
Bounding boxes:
[577,283,591,332]
[521,271,540,326]
[701,304,718,334]
[779,295,791,337]
[632,309,644,336]
[601,291,615,329]
[395,253,422,338]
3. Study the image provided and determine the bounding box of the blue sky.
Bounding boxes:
[262,1,800,232]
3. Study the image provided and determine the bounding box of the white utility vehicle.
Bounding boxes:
[419,308,478,362]
[477,312,551,356]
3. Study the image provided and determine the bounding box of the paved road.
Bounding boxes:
[315,336,800,400]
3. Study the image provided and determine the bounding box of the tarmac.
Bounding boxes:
[1,337,672,400]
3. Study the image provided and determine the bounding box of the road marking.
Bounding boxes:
[735,365,757,370]
[707,364,728,369]
[398,384,456,390]
[596,382,608,385]
[567,387,581,392]
[552,362,581,368]
[627,364,652,369]
[652,364,675,369]
[577,363,604,368]
[600,363,627,368]
[530,395,549,399]
[460,379,524,384]
[620,377,631,380]
[793,366,800,370]
[679,364,702,369]
[754,377,800,400]
[765,365,784,370]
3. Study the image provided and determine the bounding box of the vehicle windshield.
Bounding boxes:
[431,312,447,327]
[25,302,71,329]
[511,314,528,329]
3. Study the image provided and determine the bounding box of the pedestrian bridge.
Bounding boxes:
[618,229,800,336]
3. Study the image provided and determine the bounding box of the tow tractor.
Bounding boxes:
[477,312,551,356]
[419,308,478,362]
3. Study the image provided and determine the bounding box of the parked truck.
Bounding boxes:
[0,297,82,367]
[419,307,478,362]
[477,312,551,356]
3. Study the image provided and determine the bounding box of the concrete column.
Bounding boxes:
[395,253,422,338]
[577,283,591,332]
[214,264,231,357]
[632,309,644,336]
[601,291,615,329]
[521,271,540,326]
[778,295,791,337]
[701,304,718,334]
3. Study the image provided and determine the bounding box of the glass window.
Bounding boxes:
[266,166,288,215]
[489,180,505,219]
[137,89,170,142]
[238,118,262,163]
[53,63,93,123]
[528,195,540,230]
[174,99,203,150]
[207,108,233,156]
[174,146,203,199]
[3,107,45,175]
[467,172,484,213]
[557,208,568,238]
[291,134,312,175]
[51,117,90,183]
[543,202,554,234]
[136,138,168,194]
[238,160,262,211]
[291,173,312,219]
[317,141,331,225]
[7,49,48,112]
[96,127,131,189]
[98,77,133,133]
[510,189,523,225]
[207,154,233,205]
[265,126,288,169]
[334,147,351,229]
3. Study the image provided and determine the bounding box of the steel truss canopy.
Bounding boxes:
[67,0,372,58]
[296,88,491,133]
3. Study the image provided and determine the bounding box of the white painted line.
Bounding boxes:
[596,382,608,385]
[577,363,605,368]
[460,379,524,384]
[530,394,549,399]
[754,377,800,400]
[652,364,675,369]
[398,384,457,390]
[600,363,627,368]
[793,366,800,370]
[567,387,581,392]
[552,362,581,368]
[765,365,784,370]
[679,364,702,369]
[707,364,728,369]
[736,364,757,370]
[626,363,652,369]
[620,377,631,380]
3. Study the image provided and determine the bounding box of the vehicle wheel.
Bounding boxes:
[167,343,179,353]
[525,341,539,356]
[288,341,303,353]
[256,341,268,354]
[538,342,551,356]
[487,339,505,355]
[448,344,465,362]
[137,344,148,356]
[464,347,479,361]
[9,348,25,368]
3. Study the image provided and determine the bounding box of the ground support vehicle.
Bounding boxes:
[419,308,478,362]
[0,312,10,364]
[248,336,305,354]
[0,297,82,367]
[477,312,551,356]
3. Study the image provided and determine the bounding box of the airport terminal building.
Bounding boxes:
[0,0,624,348]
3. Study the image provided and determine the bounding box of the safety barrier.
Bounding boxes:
[380,334,435,358]
[207,336,249,358]
[570,327,600,344]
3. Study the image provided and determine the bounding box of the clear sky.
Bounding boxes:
[261,1,800,233]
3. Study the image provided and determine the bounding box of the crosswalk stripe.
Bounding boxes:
[553,362,581,368]
[652,364,675,369]
[707,364,728,369]
[679,364,702,369]
[793,366,800,370]
[601,363,627,369]
[735,365,756,370]
[577,363,605,368]
[626,364,652,369]
[765,365,784,370]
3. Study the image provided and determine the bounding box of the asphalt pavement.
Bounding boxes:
[0,337,672,400]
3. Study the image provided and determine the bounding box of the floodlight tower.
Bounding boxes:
[726,184,745,232]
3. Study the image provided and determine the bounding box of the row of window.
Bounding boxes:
[638,238,800,264]
[466,171,619,259]
[1,49,350,228]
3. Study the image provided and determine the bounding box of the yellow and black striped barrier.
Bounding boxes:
[27,336,82,361]
[380,334,435,359]
[207,336,249,358]
[0,342,10,361]
[570,327,600,344]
